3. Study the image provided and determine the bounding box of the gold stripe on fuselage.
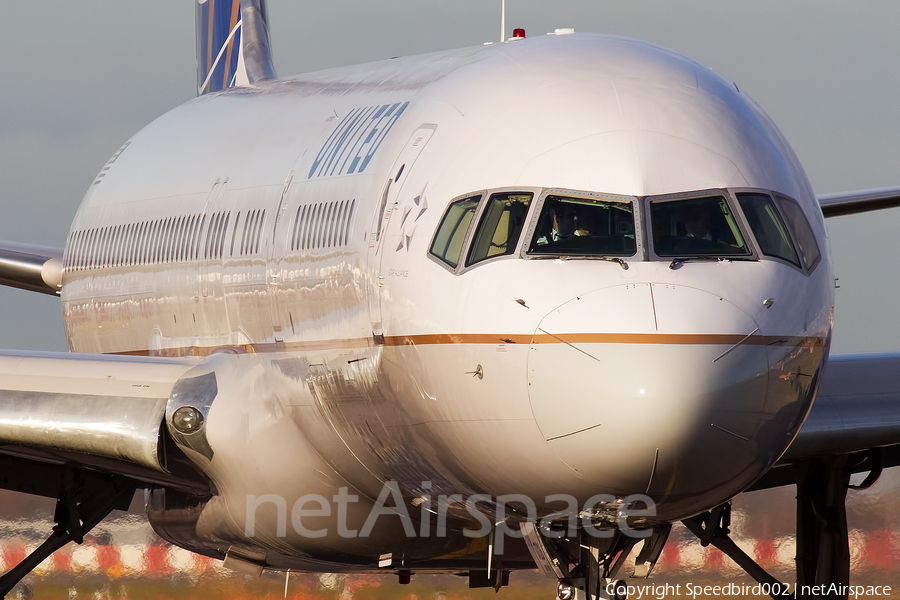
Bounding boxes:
[108,333,826,357]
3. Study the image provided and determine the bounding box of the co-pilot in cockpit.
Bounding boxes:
[649,196,750,257]
[529,195,636,256]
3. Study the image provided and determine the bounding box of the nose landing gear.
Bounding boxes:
[520,522,671,600]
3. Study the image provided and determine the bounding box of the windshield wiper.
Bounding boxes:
[604,257,628,270]
[554,256,629,269]
[669,256,748,269]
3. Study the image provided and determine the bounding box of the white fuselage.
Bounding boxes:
[59,34,832,570]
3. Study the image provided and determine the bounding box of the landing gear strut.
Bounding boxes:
[682,450,883,600]
[683,503,783,588]
[794,455,857,593]
[522,522,671,600]
[0,469,136,598]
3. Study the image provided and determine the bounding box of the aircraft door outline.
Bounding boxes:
[267,170,294,340]
[196,179,227,299]
[366,124,437,342]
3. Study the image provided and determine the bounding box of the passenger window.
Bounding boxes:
[467,192,532,265]
[528,195,636,256]
[776,195,821,271]
[429,195,480,268]
[650,196,750,257]
[736,193,800,267]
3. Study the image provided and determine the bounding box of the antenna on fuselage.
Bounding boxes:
[500,0,505,42]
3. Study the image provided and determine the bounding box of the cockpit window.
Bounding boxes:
[650,195,750,257]
[736,193,800,267]
[527,195,636,256]
[467,192,532,266]
[776,194,821,271]
[429,195,480,268]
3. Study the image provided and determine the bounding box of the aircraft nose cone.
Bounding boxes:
[528,283,770,518]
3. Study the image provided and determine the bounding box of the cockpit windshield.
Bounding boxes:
[467,192,532,266]
[429,186,819,274]
[650,195,750,257]
[527,195,636,256]
[735,193,800,266]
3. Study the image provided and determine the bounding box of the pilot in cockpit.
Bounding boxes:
[536,202,579,244]
[684,204,713,241]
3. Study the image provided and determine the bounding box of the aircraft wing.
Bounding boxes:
[819,186,900,217]
[0,240,63,295]
[752,352,900,490]
[0,350,211,497]
[754,186,900,488]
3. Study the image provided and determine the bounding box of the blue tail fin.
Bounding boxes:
[196,0,276,95]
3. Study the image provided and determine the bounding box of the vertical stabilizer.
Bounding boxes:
[196,0,277,95]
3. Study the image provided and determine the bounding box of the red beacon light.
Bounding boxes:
[510,28,526,40]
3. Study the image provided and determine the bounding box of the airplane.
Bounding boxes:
[2,2,900,599]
